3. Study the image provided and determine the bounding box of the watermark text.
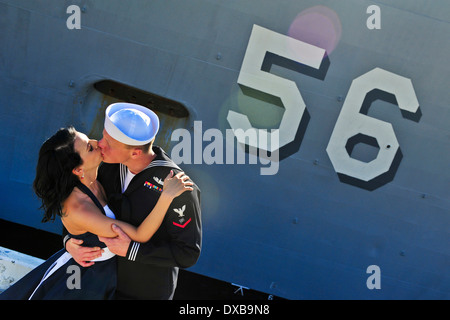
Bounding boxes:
[66,5,81,30]
[171,121,279,175]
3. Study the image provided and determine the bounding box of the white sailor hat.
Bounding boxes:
[104,102,159,146]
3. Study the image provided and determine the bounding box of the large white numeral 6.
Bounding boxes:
[326,68,420,185]
[227,24,326,152]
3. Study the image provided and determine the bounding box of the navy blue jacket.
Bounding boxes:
[98,146,202,299]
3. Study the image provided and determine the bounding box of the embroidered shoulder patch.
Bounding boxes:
[174,205,186,218]
[172,205,191,228]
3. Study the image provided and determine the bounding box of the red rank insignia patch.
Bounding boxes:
[173,218,191,228]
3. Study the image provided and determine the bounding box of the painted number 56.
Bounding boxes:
[228,25,421,190]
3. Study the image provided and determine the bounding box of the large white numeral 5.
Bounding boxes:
[227,24,326,152]
[326,68,420,186]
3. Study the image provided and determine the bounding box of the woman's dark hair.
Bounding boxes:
[33,126,83,222]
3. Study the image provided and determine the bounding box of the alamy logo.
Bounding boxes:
[66,5,81,30]
[170,121,280,176]
[366,5,381,30]
[366,265,381,290]
[66,265,81,290]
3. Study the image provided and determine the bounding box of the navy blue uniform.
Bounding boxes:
[98,146,202,299]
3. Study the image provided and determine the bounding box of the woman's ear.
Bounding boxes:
[72,166,84,179]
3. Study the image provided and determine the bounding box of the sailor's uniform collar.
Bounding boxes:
[119,146,181,192]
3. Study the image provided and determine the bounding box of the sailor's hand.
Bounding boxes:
[66,238,103,267]
[98,224,131,257]
[162,170,194,199]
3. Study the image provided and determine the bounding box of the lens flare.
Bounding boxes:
[288,6,342,57]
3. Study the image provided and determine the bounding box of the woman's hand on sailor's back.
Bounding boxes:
[161,170,194,199]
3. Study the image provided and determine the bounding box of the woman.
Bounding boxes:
[0,126,192,299]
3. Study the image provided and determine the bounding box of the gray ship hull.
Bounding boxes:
[0,0,448,299]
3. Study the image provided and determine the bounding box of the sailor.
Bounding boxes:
[66,102,202,299]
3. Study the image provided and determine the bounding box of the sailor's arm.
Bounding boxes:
[66,171,193,264]
[99,186,201,268]
[124,187,202,268]
[65,190,175,265]
[65,237,103,267]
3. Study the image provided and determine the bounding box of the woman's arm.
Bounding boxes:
[63,171,193,243]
